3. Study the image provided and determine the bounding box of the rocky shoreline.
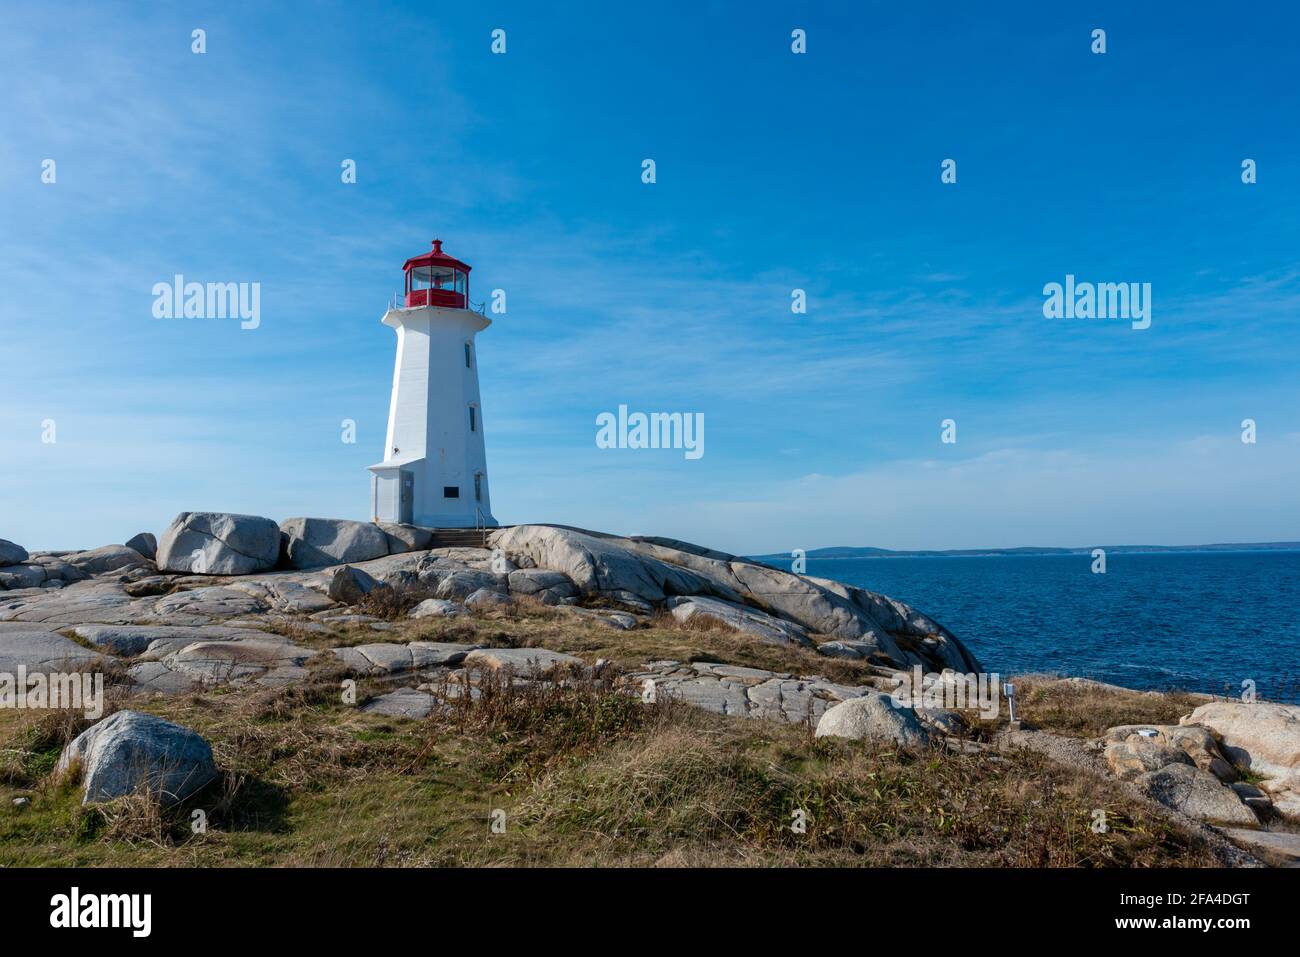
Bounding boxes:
[3,515,1298,867]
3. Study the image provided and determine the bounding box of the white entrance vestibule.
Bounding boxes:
[368,239,497,529]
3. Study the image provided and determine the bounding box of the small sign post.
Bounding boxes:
[1003,681,1019,730]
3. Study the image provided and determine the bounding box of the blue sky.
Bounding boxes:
[1,1,1298,554]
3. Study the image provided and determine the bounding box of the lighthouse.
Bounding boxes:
[368,239,497,529]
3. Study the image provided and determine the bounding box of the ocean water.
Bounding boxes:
[804,551,1300,702]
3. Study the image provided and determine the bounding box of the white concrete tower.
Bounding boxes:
[368,239,497,529]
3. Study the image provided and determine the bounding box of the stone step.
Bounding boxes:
[427,529,490,549]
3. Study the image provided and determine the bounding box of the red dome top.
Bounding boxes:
[403,238,472,274]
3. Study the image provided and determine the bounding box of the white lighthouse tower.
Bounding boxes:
[368,239,497,529]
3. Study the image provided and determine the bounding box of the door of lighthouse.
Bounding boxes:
[399,471,414,524]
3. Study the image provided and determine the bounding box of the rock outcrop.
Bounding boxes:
[506,568,578,605]
[9,513,1300,868]
[157,512,281,575]
[333,640,480,675]
[666,595,812,646]
[0,628,106,674]
[628,660,878,723]
[279,517,390,569]
[3,519,982,690]
[362,687,439,718]
[463,647,584,674]
[70,623,267,657]
[490,525,978,674]
[0,552,91,590]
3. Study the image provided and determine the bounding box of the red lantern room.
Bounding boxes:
[402,239,471,309]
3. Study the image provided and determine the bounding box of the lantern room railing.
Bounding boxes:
[389,291,487,315]
[406,287,464,309]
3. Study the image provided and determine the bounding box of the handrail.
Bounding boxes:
[388,292,486,316]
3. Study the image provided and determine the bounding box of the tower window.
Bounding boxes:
[464,342,473,368]
[469,406,477,432]
[474,472,482,502]
[443,486,460,498]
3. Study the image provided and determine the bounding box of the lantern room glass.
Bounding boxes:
[404,253,468,308]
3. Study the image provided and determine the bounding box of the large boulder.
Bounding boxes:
[431,567,504,601]
[0,539,29,567]
[814,692,930,747]
[1105,735,1193,780]
[409,598,466,619]
[124,533,158,561]
[66,544,151,576]
[322,565,379,605]
[1135,763,1258,827]
[464,587,511,611]
[1103,724,1236,782]
[0,564,47,590]
[157,512,281,575]
[491,525,721,604]
[1181,701,1300,780]
[1182,701,1300,822]
[279,518,389,569]
[377,523,433,554]
[57,710,217,805]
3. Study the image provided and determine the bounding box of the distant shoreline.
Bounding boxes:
[750,542,1300,562]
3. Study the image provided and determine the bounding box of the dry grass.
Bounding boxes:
[0,706,109,787]
[0,659,1223,868]
[355,584,422,620]
[512,707,1218,867]
[1012,675,1209,737]
[649,608,740,634]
